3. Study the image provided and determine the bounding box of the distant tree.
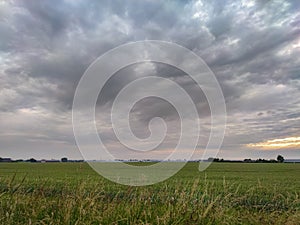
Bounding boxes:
[256,158,262,163]
[244,158,252,163]
[28,158,37,163]
[15,159,24,162]
[277,155,284,163]
[61,157,68,162]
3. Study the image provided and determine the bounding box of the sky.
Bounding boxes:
[0,0,300,160]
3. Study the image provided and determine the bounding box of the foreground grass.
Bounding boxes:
[0,162,299,224]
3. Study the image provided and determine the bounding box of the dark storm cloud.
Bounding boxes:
[0,0,300,159]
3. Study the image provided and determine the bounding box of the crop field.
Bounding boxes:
[0,162,299,224]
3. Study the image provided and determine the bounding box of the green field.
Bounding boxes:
[0,162,299,224]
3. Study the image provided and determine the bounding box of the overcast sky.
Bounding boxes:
[0,0,300,160]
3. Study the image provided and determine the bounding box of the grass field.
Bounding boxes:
[0,162,299,224]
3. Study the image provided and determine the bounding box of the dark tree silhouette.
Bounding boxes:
[28,158,37,163]
[277,155,284,163]
[61,157,68,162]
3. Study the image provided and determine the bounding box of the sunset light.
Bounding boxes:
[247,137,300,150]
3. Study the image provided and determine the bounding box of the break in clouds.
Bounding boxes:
[0,0,300,160]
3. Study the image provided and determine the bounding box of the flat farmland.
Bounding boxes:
[0,162,299,224]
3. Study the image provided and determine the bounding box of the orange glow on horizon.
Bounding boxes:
[247,137,300,150]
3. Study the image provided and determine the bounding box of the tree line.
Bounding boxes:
[210,155,285,163]
[0,157,83,163]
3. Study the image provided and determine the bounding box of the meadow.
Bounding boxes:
[0,162,299,224]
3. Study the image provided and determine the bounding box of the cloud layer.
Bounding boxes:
[0,0,300,160]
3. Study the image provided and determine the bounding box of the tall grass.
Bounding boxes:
[0,162,299,224]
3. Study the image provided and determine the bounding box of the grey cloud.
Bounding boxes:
[0,0,300,159]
